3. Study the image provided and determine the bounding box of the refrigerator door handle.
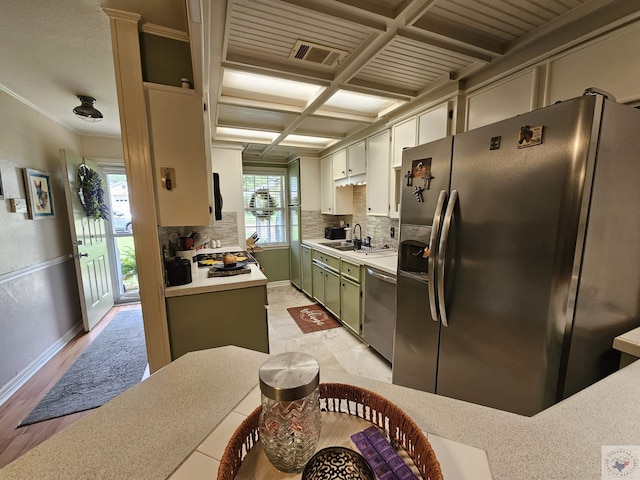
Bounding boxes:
[428,190,448,321]
[437,189,458,327]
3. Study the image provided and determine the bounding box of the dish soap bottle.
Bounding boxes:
[345,223,352,241]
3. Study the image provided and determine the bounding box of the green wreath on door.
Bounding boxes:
[249,188,277,219]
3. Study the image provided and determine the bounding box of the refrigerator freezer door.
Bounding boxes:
[435,96,598,415]
[399,137,453,226]
[393,137,452,393]
[392,271,440,392]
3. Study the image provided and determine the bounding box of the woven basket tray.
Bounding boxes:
[217,383,443,480]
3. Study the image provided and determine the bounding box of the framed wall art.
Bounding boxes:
[23,168,55,219]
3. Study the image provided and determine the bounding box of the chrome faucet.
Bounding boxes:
[353,223,362,240]
[353,224,363,249]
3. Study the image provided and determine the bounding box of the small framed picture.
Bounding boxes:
[23,168,55,219]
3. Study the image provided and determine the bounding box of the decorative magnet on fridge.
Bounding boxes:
[517,125,543,148]
[23,168,55,219]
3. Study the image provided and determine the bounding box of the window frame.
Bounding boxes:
[243,167,288,247]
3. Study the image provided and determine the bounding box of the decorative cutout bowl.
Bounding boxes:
[301,447,375,480]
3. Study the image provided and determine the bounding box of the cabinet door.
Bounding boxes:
[347,141,366,176]
[392,117,417,168]
[366,129,391,216]
[417,103,449,144]
[320,155,333,214]
[341,276,361,336]
[145,88,210,226]
[166,286,268,359]
[302,246,313,296]
[312,262,325,304]
[332,149,348,180]
[325,268,341,317]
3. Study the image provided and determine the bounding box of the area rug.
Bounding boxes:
[287,304,341,334]
[19,308,147,426]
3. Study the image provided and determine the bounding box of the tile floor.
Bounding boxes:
[265,283,392,384]
[169,283,493,480]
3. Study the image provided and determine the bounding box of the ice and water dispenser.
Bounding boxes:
[398,224,432,279]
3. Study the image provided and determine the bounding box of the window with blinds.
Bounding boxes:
[243,170,287,246]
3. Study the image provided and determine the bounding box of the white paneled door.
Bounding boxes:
[61,150,114,331]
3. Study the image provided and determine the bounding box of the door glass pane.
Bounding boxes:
[105,171,139,302]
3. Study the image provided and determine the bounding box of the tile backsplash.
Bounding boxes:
[159,185,399,255]
[302,185,398,248]
[159,212,239,255]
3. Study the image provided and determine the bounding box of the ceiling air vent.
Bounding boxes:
[289,40,347,68]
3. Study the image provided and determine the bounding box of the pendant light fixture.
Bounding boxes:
[73,95,103,122]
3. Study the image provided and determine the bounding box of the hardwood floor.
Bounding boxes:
[0,303,144,468]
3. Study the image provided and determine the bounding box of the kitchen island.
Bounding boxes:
[165,247,269,359]
[1,345,638,479]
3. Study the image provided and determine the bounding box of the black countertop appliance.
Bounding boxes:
[165,258,192,286]
[325,227,346,240]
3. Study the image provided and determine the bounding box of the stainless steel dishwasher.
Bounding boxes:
[364,267,397,363]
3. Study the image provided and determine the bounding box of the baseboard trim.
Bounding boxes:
[0,322,83,407]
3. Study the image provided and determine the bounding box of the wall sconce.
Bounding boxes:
[73,95,103,122]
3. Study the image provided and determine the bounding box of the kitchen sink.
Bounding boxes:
[330,245,356,251]
[318,241,353,249]
[318,241,397,256]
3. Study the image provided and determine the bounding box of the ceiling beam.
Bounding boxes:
[410,17,505,56]
[222,53,334,84]
[396,29,495,64]
[278,0,389,29]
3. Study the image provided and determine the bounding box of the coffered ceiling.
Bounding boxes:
[0,0,637,162]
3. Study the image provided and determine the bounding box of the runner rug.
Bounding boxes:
[19,308,147,426]
[287,304,342,334]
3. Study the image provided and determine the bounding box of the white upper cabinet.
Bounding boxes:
[347,141,366,177]
[321,154,333,214]
[366,130,391,216]
[145,87,210,226]
[392,117,417,168]
[332,149,347,180]
[322,154,353,215]
[418,103,450,144]
[333,142,366,180]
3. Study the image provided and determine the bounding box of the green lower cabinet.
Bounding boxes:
[312,262,325,304]
[341,276,361,336]
[302,245,313,296]
[324,268,340,317]
[166,285,269,360]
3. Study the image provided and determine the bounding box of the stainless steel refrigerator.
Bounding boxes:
[392,92,640,416]
[288,159,301,289]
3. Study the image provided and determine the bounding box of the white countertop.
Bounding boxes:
[303,239,398,276]
[613,326,640,357]
[164,247,268,298]
[2,345,639,479]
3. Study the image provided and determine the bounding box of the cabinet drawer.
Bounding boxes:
[341,259,361,283]
[312,249,340,271]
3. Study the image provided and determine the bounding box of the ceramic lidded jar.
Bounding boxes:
[258,352,321,473]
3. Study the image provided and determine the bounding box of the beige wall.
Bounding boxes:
[0,89,84,401]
